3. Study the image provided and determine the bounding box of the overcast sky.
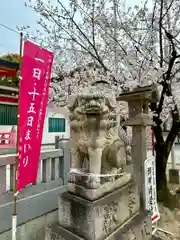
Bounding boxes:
[0,0,145,54]
[0,0,38,54]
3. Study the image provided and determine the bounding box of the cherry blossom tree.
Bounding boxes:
[24,0,180,205]
[132,0,180,205]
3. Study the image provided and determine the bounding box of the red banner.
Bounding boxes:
[17,41,54,190]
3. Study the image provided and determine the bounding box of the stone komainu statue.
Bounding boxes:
[68,82,131,189]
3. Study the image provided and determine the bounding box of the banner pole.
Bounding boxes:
[12,32,23,240]
[152,127,155,156]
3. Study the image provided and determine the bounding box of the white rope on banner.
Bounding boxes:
[14,191,19,197]
[68,168,125,177]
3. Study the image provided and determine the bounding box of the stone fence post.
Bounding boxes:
[55,136,71,184]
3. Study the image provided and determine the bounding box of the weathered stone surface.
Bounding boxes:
[68,173,131,201]
[68,82,131,189]
[58,181,139,240]
[45,211,152,240]
[45,223,83,240]
[118,85,158,211]
[112,211,152,240]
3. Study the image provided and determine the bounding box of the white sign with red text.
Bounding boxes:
[144,156,160,224]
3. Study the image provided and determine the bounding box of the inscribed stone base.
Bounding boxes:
[45,211,152,240]
[57,180,140,240]
[169,169,180,184]
[68,173,131,201]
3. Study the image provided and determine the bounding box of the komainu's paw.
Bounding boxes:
[117,167,123,174]
[107,167,118,182]
[115,167,124,179]
[86,176,101,189]
[68,173,76,183]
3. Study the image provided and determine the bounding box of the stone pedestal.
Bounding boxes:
[46,211,152,240]
[68,173,131,201]
[45,180,152,240]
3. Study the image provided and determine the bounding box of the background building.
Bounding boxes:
[0,85,70,147]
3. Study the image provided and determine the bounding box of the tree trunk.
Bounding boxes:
[155,143,177,208]
[156,145,169,201]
